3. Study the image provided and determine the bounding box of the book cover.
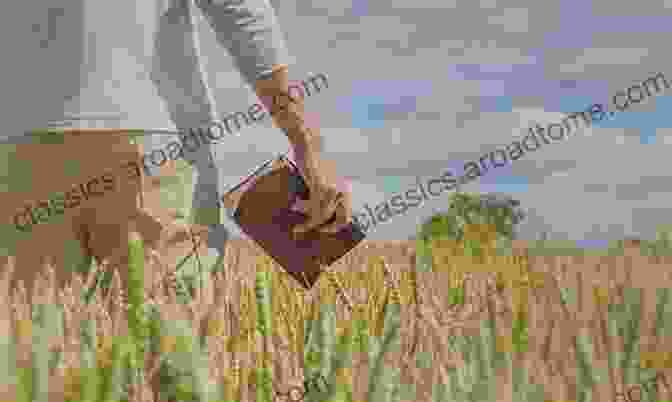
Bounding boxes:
[221,154,366,289]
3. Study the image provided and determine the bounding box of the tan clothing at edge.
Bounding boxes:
[1,131,197,304]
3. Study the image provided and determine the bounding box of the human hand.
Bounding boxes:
[291,150,353,237]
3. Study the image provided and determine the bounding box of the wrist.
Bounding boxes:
[289,132,321,179]
[287,121,321,146]
[290,129,322,159]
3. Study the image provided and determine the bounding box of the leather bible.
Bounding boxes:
[221,154,366,289]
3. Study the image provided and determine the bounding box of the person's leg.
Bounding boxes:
[136,131,229,293]
[181,134,230,257]
[179,132,221,227]
[138,130,228,256]
[138,132,195,221]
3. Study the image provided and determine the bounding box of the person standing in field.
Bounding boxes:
[0,0,352,302]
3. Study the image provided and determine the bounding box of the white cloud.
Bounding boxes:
[559,48,651,72]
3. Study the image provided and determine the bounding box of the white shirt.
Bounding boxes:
[0,0,289,137]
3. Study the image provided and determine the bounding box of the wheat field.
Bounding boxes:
[1,228,672,402]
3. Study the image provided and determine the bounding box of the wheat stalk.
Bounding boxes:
[322,265,355,314]
[381,258,402,306]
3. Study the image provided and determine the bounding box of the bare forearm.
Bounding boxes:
[254,65,323,154]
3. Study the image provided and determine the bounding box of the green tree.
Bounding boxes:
[418,192,524,244]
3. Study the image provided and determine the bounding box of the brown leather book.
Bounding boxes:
[221,154,366,289]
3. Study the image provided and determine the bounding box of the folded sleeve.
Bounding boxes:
[196,0,294,86]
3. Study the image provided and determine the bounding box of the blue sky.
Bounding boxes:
[336,0,672,205]
[343,57,671,199]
